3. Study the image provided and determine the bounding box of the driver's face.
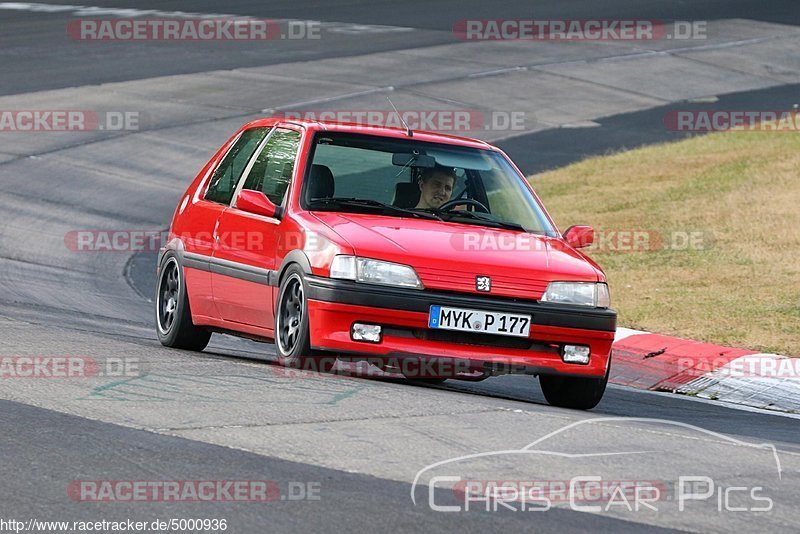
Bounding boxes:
[418,173,454,209]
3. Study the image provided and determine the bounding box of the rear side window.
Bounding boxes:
[241,129,301,206]
[205,127,270,205]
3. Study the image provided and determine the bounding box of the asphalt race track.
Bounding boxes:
[1,1,799,532]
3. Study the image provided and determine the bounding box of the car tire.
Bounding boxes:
[275,265,336,373]
[539,364,609,410]
[156,252,211,351]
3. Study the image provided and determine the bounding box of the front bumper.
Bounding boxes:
[305,276,616,378]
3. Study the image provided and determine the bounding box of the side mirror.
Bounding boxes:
[237,189,278,219]
[563,225,594,249]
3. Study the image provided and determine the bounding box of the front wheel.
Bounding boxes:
[156,253,211,351]
[539,366,609,410]
[274,266,335,373]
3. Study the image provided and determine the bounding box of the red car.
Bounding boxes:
[156,118,616,409]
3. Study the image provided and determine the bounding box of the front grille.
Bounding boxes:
[415,265,548,299]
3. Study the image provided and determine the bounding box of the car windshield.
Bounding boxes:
[302,132,557,235]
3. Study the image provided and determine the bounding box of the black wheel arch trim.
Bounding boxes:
[157,238,186,274]
[277,250,313,284]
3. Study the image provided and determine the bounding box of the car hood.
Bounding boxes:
[311,212,600,299]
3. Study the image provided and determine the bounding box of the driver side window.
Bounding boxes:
[241,129,301,206]
[205,127,270,205]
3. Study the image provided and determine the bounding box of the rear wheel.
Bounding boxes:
[539,365,609,410]
[275,266,335,373]
[156,253,211,351]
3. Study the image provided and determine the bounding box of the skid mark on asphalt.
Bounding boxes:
[78,372,368,404]
[322,385,368,405]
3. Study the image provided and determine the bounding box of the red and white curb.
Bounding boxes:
[611,327,800,413]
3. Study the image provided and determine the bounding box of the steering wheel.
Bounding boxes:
[437,198,490,213]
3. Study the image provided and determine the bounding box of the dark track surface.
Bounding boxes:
[501,83,800,174]
[0,398,684,533]
[2,0,798,95]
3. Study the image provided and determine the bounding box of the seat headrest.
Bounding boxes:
[307,164,335,199]
[393,182,420,209]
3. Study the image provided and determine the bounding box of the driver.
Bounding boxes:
[415,165,456,210]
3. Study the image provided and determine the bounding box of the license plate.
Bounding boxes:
[428,305,531,338]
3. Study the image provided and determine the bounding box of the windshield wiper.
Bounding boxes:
[435,208,526,232]
[309,197,443,221]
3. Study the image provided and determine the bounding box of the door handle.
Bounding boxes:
[212,219,220,243]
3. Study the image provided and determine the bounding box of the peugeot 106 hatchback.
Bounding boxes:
[157,118,616,410]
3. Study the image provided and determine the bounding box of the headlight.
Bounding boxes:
[330,255,423,289]
[541,282,610,308]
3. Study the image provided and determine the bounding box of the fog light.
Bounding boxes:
[562,345,590,364]
[352,323,382,343]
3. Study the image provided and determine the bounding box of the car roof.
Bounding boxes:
[244,117,497,151]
